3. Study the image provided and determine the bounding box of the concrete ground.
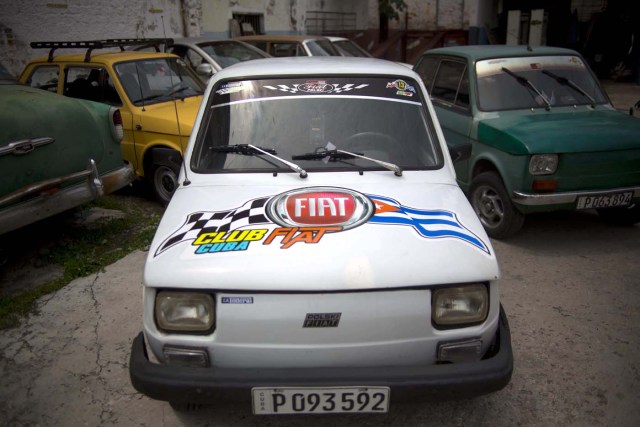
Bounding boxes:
[1,82,639,426]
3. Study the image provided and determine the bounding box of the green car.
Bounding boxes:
[0,65,135,235]
[414,45,640,238]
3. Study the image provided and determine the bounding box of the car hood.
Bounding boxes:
[478,108,640,155]
[145,176,498,291]
[1,85,111,196]
[138,95,202,136]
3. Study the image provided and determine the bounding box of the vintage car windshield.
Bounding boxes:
[192,77,442,173]
[305,39,340,56]
[333,40,372,58]
[114,58,203,106]
[198,42,267,67]
[476,55,608,111]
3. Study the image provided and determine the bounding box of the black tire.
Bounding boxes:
[149,162,179,206]
[597,203,640,225]
[469,171,525,239]
[169,401,201,412]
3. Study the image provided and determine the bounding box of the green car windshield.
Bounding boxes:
[476,55,608,111]
[192,77,442,173]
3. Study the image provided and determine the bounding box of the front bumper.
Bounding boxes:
[0,160,135,235]
[129,306,513,404]
[512,185,640,207]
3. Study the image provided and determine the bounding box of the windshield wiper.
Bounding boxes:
[212,144,277,155]
[292,148,362,161]
[501,67,551,110]
[541,69,596,107]
[212,144,307,178]
[135,85,196,104]
[294,148,402,176]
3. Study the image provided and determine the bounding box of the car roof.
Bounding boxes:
[27,50,178,66]
[422,45,580,62]
[325,36,347,42]
[173,37,253,47]
[235,35,329,43]
[213,56,417,80]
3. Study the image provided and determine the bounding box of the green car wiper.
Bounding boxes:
[501,66,551,110]
[212,144,307,178]
[541,69,596,107]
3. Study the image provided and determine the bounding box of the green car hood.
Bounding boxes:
[477,108,640,155]
[0,85,112,196]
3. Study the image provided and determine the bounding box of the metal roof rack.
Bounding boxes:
[30,38,174,62]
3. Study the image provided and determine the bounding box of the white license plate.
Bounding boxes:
[576,192,632,209]
[252,386,390,415]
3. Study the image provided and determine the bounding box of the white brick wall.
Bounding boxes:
[0,0,195,76]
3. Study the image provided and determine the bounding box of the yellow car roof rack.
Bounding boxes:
[30,38,174,62]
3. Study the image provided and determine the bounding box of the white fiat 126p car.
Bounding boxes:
[129,57,513,414]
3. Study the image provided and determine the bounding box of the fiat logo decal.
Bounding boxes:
[266,187,375,230]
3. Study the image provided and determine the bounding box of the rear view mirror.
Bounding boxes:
[196,63,214,77]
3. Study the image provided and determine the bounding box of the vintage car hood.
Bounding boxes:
[138,95,202,136]
[477,108,640,155]
[145,175,498,291]
[0,85,111,196]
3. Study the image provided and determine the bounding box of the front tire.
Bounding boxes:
[149,163,179,206]
[470,172,525,239]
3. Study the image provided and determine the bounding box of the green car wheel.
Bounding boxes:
[470,172,525,239]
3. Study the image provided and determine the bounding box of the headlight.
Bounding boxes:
[529,154,558,175]
[432,284,488,326]
[155,291,215,332]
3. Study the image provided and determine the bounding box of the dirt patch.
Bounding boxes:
[0,183,164,298]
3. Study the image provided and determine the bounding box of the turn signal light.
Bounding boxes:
[532,180,557,192]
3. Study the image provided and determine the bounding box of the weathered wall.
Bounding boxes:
[0,0,198,76]
[201,0,369,38]
[371,0,496,32]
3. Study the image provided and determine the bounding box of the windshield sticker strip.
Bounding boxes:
[263,82,369,94]
[213,77,423,105]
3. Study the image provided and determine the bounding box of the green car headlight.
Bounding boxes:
[529,154,558,175]
[155,291,215,332]
[432,284,488,326]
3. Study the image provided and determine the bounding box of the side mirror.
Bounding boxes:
[195,63,215,77]
[449,143,472,163]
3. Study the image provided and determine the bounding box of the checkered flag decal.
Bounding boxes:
[154,197,271,256]
[264,83,369,94]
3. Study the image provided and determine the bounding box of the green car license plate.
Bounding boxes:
[576,192,632,209]
[252,386,390,415]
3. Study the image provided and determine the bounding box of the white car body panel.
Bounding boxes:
[130,57,512,407]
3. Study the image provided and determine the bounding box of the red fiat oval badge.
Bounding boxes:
[266,187,374,230]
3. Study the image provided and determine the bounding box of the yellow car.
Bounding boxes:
[19,39,205,205]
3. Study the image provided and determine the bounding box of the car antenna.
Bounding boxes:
[162,15,190,187]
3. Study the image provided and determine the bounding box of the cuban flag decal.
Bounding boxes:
[367,194,490,254]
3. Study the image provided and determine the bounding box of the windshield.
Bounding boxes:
[192,77,442,173]
[476,55,607,111]
[199,42,267,67]
[333,40,372,58]
[114,57,204,106]
[305,39,341,56]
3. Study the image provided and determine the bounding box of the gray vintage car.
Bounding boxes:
[0,64,135,234]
